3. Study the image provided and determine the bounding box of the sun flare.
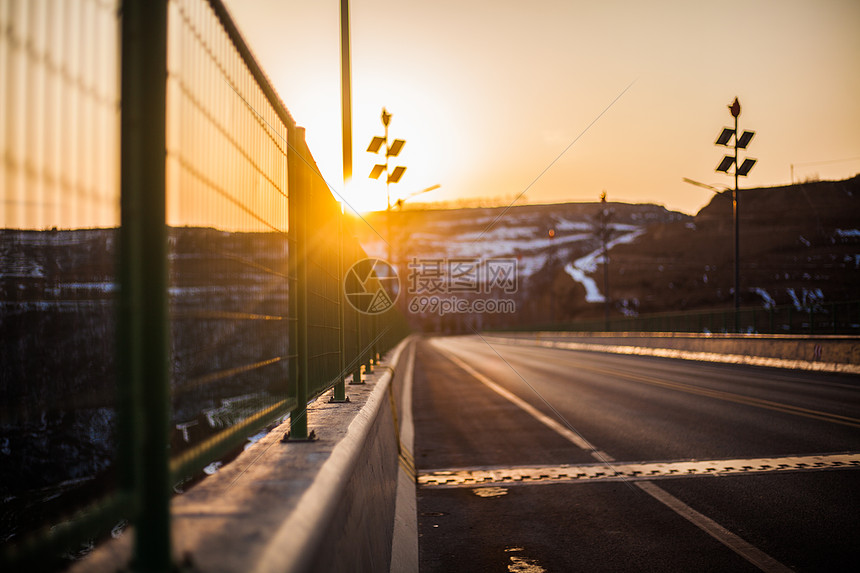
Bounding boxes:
[339,179,390,214]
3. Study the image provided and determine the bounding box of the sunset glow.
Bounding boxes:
[339,178,388,214]
[223,0,860,215]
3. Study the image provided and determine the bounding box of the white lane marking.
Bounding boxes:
[390,339,419,573]
[482,335,860,375]
[636,481,793,573]
[400,340,416,454]
[431,338,596,452]
[470,336,860,429]
[430,337,796,573]
[418,453,860,487]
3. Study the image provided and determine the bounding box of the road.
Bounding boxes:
[411,335,860,572]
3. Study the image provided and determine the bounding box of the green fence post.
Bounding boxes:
[352,308,364,385]
[332,211,348,402]
[288,127,310,439]
[287,148,299,428]
[372,314,379,365]
[120,1,172,570]
[349,242,364,386]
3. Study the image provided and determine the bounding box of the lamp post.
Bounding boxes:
[715,97,756,315]
[335,0,352,400]
[598,191,612,331]
[547,228,556,323]
[368,108,406,264]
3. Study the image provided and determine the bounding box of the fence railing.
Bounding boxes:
[0,0,408,570]
[525,300,860,335]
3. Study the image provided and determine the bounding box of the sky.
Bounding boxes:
[222,0,860,215]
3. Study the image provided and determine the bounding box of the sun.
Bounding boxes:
[340,178,390,214]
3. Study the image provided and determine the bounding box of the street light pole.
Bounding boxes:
[600,191,611,331]
[335,0,352,400]
[732,101,740,312]
[368,109,406,264]
[715,97,756,319]
[382,109,391,213]
[382,110,391,265]
[548,228,556,323]
[340,0,352,185]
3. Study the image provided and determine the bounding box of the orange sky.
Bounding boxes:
[223,0,860,215]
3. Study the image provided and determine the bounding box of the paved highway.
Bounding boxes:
[412,335,860,572]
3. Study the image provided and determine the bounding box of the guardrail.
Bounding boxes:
[0,1,408,570]
[521,300,860,335]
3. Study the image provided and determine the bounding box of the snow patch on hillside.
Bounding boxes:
[563,229,645,302]
[752,287,775,309]
[836,228,860,238]
[564,263,604,303]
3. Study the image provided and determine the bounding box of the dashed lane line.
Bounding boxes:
[429,339,597,453]
[635,481,794,573]
[429,338,801,573]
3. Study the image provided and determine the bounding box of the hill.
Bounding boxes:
[600,176,860,316]
[355,176,860,330]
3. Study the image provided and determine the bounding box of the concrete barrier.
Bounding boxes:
[484,332,860,374]
[73,336,416,573]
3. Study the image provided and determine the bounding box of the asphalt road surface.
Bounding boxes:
[412,335,860,572]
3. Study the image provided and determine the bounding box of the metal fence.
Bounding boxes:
[1,0,123,569]
[531,300,860,335]
[1,0,408,569]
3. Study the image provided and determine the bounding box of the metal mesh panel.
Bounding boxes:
[342,226,367,380]
[2,0,411,566]
[165,0,292,479]
[0,0,121,553]
[305,172,345,398]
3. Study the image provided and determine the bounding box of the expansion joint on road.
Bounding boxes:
[418,452,860,488]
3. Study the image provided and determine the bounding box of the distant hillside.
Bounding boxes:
[356,176,860,330]
[595,176,860,316]
[356,200,689,330]
[358,201,686,276]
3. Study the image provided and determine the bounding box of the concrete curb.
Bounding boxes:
[483,333,860,374]
[255,337,412,573]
